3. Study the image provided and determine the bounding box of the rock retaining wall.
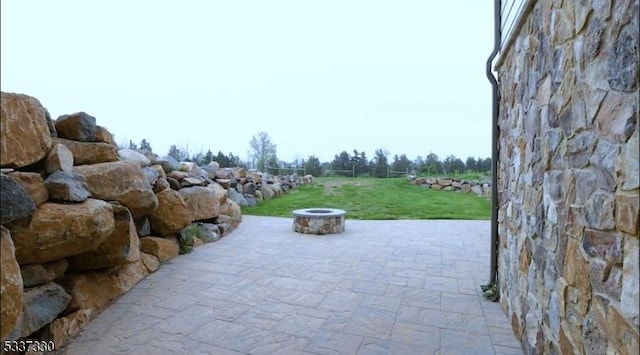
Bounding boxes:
[0,92,307,349]
[496,1,639,353]
[411,176,492,198]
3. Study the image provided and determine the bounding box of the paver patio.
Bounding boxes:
[62,215,522,354]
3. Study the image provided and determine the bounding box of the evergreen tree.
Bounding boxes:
[371,148,389,178]
[420,152,443,175]
[305,155,322,177]
[465,157,477,172]
[167,144,188,161]
[139,139,152,152]
[392,154,412,173]
[128,140,137,150]
[331,151,351,176]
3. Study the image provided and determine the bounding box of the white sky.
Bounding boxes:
[1,1,494,163]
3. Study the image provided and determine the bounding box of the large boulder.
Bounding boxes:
[0,173,36,224]
[20,259,68,288]
[149,189,191,236]
[67,203,140,271]
[54,112,98,142]
[118,149,151,167]
[43,171,90,202]
[7,172,49,206]
[178,186,220,221]
[219,199,242,223]
[74,161,158,218]
[62,260,149,317]
[0,226,23,341]
[139,251,160,273]
[40,309,91,350]
[44,143,74,174]
[95,126,116,145]
[243,181,256,196]
[208,182,228,204]
[139,237,179,262]
[8,282,71,340]
[51,137,118,166]
[9,199,115,265]
[0,92,52,169]
[227,188,248,207]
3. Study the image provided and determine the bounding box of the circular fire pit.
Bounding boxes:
[293,208,346,235]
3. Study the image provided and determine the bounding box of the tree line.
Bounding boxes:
[123,131,491,178]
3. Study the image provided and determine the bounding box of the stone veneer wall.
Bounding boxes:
[495,0,639,354]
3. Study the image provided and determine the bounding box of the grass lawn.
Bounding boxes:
[242,177,491,220]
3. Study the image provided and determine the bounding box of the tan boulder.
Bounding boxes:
[216,178,231,189]
[40,309,92,349]
[7,172,48,206]
[219,199,242,225]
[21,259,68,287]
[63,259,149,316]
[51,137,118,166]
[153,178,170,193]
[74,161,158,218]
[225,199,242,222]
[249,172,261,184]
[179,186,220,221]
[139,252,160,273]
[54,112,97,142]
[436,178,453,187]
[181,177,205,187]
[10,199,115,265]
[168,170,190,180]
[208,182,228,204]
[149,189,192,236]
[67,203,140,271]
[140,236,179,262]
[95,126,116,145]
[0,226,23,341]
[44,143,74,174]
[235,167,248,179]
[0,92,52,169]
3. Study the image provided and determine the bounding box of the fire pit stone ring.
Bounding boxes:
[292,208,346,235]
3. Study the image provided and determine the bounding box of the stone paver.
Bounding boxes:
[61,216,522,354]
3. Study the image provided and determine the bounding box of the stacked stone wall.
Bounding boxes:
[496,0,638,353]
[0,92,308,349]
[411,176,492,197]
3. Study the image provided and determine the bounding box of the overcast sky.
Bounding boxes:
[1,1,494,164]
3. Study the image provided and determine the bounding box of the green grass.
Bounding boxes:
[242,177,490,220]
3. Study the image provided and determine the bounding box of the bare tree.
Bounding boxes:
[249,131,277,172]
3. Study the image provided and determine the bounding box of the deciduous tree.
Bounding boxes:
[249,131,277,172]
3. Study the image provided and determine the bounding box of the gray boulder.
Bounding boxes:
[118,149,151,167]
[227,188,248,207]
[8,282,71,340]
[0,173,36,224]
[44,171,90,202]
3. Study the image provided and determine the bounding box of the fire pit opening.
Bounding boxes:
[292,208,346,235]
